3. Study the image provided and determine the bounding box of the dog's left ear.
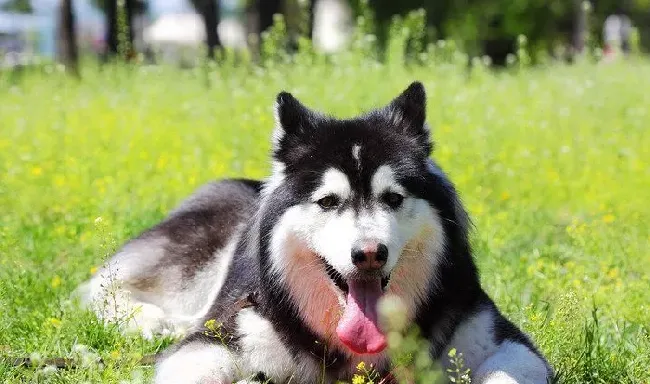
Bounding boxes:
[272,91,315,152]
[384,81,427,137]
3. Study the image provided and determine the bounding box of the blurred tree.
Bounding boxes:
[242,0,316,57]
[56,0,79,76]
[188,0,221,58]
[572,0,588,55]
[257,0,282,36]
[1,0,32,13]
[91,0,147,60]
[348,0,600,63]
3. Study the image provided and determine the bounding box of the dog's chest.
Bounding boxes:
[235,308,390,383]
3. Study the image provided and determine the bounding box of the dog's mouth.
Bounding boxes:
[320,258,390,355]
[323,261,391,293]
[324,262,348,292]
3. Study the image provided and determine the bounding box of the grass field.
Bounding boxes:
[1,52,649,383]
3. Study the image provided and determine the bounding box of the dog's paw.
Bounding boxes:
[154,342,237,384]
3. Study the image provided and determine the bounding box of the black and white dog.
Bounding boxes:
[77,82,552,383]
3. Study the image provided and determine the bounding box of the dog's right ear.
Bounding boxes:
[272,92,314,152]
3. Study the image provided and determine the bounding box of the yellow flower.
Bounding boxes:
[54,175,66,187]
[607,268,619,279]
[356,361,366,371]
[51,276,61,289]
[546,170,559,182]
[31,166,43,176]
[470,203,485,216]
[500,191,511,201]
[352,374,366,384]
[602,214,615,224]
[156,156,168,170]
[90,266,98,275]
[46,318,62,328]
[54,225,66,235]
[109,350,120,360]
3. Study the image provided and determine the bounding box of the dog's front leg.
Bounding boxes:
[472,341,552,384]
[154,340,241,384]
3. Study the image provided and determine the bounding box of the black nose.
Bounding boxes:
[351,242,388,271]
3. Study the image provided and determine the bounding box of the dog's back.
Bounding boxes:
[76,179,261,338]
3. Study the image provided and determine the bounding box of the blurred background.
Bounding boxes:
[0,0,648,70]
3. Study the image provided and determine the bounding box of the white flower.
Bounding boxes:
[72,343,90,355]
[29,352,42,367]
[378,294,408,332]
[40,365,57,376]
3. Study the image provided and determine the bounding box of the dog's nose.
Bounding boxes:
[351,242,388,271]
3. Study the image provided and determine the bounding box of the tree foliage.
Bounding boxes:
[1,0,33,13]
[347,0,650,59]
[67,0,649,61]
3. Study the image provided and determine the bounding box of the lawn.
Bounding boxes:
[1,53,649,383]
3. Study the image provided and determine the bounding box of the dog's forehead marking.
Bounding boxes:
[312,168,351,199]
[352,144,362,171]
[371,165,404,195]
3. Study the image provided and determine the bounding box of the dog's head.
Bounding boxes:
[260,82,465,355]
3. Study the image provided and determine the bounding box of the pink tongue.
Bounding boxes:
[336,279,387,354]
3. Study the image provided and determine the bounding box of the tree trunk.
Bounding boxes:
[308,0,316,40]
[57,0,79,76]
[198,0,221,58]
[125,0,135,58]
[106,0,118,57]
[105,0,135,60]
[572,0,587,55]
[258,0,282,35]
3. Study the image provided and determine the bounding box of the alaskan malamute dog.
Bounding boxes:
[78,82,552,383]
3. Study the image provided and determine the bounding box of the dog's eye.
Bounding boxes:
[317,195,340,210]
[382,192,404,209]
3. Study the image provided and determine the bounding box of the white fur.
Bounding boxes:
[311,168,352,201]
[442,310,501,373]
[272,101,285,151]
[384,198,445,319]
[443,309,550,384]
[370,165,406,197]
[474,341,550,384]
[155,309,323,384]
[236,308,318,382]
[155,342,237,384]
[167,235,239,323]
[297,165,428,277]
[76,238,171,338]
[261,160,286,198]
[352,144,362,170]
[78,233,240,339]
[268,211,346,345]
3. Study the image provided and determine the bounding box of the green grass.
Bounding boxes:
[1,55,649,383]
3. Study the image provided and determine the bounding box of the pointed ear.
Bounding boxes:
[272,92,313,151]
[384,81,427,136]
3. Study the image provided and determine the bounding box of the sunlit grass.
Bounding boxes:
[1,53,649,382]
